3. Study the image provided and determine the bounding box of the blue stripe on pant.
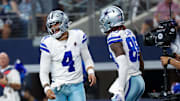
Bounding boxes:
[125,75,145,101]
[48,82,86,101]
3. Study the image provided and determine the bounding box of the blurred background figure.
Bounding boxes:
[171,82,180,94]
[160,53,180,69]
[14,58,27,85]
[0,52,21,101]
[140,0,180,35]
[18,0,42,37]
[0,0,20,39]
[58,0,87,13]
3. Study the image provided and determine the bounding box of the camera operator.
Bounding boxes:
[160,53,180,69]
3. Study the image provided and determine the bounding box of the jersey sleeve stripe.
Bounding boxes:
[42,35,50,41]
[82,33,87,43]
[40,47,50,53]
[107,38,122,43]
[83,34,86,39]
[108,39,123,45]
[107,36,121,42]
[82,37,87,43]
[40,43,47,48]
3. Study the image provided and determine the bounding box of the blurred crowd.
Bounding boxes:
[0,0,42,39]
[2,0,178,40]
[0,0,109,39]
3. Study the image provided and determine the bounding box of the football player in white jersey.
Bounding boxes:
[99,6,145,101]
[39,10,96,101]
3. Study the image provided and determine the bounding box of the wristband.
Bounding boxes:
[87,68,95,74]
[44,86,51,94]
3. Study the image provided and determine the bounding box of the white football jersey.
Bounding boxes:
[107,29,141,77]
[40,29,93,87]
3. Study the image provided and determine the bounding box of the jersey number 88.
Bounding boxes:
[126,36,140,62]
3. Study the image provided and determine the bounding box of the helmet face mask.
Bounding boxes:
[46,10,69,38]
[48,21,61,34]
[99,6,124,34]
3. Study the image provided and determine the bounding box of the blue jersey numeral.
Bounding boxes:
[126,36,140,62]
[62,51,75,72]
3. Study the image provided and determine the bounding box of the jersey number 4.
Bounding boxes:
[126,36,140,62]
[62,51,75,72]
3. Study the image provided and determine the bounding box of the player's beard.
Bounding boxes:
[59,32,68,40]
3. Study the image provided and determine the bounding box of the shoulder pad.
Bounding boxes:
[71,29,87,44]
[125,29,133,35]
[41,35,51,43]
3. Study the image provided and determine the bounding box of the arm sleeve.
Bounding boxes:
[39,51,51,87]
[115,55,129,92]
[81,43,95,70]
[79,31,94,70]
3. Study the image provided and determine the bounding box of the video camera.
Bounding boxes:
[144,19,177,47]
[144,19,179,100]
[143,1,180,100]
